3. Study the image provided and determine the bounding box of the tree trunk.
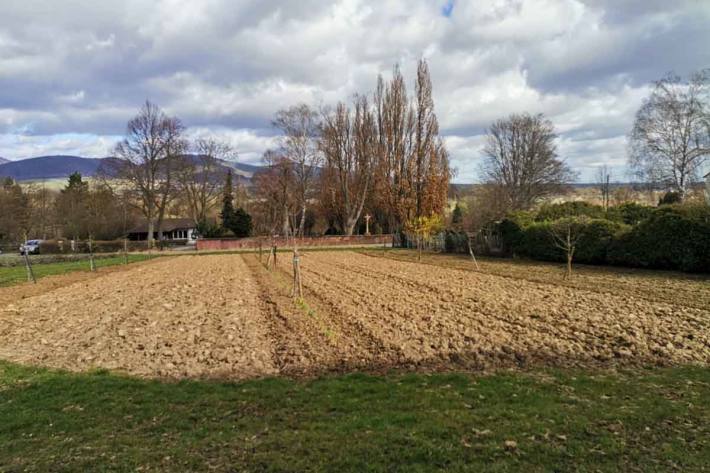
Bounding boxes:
[298,202,306,237]
[344,217,357,236]
[282,206,290,237]
[566,252,573,279]
[146,218,155,249]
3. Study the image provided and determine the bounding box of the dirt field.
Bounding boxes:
[0,251,708,378]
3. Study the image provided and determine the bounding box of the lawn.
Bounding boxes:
[0,254,153,287]
[1,361,707,472]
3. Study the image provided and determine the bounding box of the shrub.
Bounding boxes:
[606,202,654,225]
[535,202,605,222]
[608,204,710,272]
[444,230,469,253]
[659,191,682,205]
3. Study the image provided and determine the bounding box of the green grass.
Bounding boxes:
[1,361,707,472]
[0,254,153,287]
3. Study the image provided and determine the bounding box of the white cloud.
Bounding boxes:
[0,0,708,182]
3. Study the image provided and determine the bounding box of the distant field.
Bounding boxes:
[0,254,152,287]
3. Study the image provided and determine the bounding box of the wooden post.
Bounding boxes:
[467,235,480,270]
[292,249,303,300]
[123,237,129,265]
[88,237,96,272]
[273,245,277,269]
[259,242,263,262]
[23,251,36,284]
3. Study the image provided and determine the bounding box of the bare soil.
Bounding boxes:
[0,255,277,378]
[0,251,708,379]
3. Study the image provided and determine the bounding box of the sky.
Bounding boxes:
[0,0,709,183]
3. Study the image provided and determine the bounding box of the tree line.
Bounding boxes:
[1,66,706,249]
[0,59,452,246]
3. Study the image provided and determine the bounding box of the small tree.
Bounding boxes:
[548,216,589,279]
[405,214,443,261]
[595,165,612,211]
[451,201,464,227]
[221,170,236,230]
[231,207,253,238]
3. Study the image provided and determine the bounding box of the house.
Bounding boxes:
[127,218,197,243]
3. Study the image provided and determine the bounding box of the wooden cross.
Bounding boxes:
[364,214,371,236]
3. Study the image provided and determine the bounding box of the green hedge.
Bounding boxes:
[508,218,625,265]
[607,205,710,272]
[498,203,709,273]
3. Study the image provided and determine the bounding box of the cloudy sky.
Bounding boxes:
[1,0,708,182]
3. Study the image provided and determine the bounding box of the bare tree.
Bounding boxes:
[176,138,231,225]
[549,216,588,279]
[482,113,576,210]
[629,70,710,199]
[107,101,185,248]
[595,165,612,210]
[319,96,376,235]
[254,150,297,237]
[373,67,416,230]
[272,104,321,236]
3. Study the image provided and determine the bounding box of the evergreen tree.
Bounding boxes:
[56,172,90,239]
[452,202,463,225]
[220,170,235,230]
[232,207,253,237]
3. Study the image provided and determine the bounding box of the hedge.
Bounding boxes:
[607,205,710,272]
[498,203,709,273]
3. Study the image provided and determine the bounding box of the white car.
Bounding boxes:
[20,239,42,255]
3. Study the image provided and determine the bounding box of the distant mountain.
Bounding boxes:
[0,155,106,181]
[0,157,8,164]
[0,155,265,183]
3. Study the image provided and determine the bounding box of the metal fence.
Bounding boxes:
[0,243,152,287]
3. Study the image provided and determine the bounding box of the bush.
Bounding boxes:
[606,202,653,225]
[659,191,682,205]
[196,220,224,238]
[608,204,710,272]
[501,218,625,264]
[535,202,606,222]
[444,230,469,253]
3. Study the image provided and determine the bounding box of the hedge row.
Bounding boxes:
[498,203,710,273]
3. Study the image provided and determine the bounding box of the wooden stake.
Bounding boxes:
[467,236,480,270]
[123,238,129,265]
[88,237,96,272]
[292,250,303,300]
[23,252,36,284]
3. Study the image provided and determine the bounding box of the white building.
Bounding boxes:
[127,218,197,244]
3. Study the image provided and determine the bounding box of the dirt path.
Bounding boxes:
[0,255,277,378]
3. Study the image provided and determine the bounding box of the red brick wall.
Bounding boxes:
[196,234,393,251]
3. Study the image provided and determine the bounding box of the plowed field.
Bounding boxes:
[0,251,708,378]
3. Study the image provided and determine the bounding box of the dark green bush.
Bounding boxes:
[444,230,469,253]
[608,204,710,272]
[535,202,606,222]
[606,202,654,225]
[658,191,682,205]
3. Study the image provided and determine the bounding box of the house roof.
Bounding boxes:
[128,218,195,234]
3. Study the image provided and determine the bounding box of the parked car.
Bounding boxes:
[20,240,42,255]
